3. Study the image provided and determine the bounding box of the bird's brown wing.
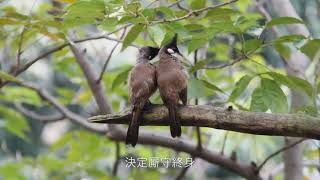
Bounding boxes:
[179,87,187,105]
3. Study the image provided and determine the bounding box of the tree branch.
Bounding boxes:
[107,128,259,179]
[14,81,261,179]
[0,25,133,88]
[18,82,108,133]
[67,36,113,114]
[88,105,320,140]
[15,103,64,122]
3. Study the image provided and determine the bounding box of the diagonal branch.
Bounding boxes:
[15,103,64,122]
[18,82,108,133]
[67,36,113,114]
[88,105,320,140]
[257,138,306,171]
[96,27,128,84]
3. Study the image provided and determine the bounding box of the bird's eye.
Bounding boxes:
[167,48,175,54]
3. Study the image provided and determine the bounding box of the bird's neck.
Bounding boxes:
[137,57,149,64]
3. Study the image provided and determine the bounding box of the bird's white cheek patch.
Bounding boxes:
[167,48,174,54]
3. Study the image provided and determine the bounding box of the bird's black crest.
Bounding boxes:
[147,46,160,60]
[164,34,180,55]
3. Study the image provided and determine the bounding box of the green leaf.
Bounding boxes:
[266,17,304,27]
[228,75,253,102]
[200,79,224,93]
[187,78,206,98]
[62,0,105,26]
[0,86,41,106]
[100,17,118,31]
[124,1,141,13]
[244,39,261,53]
[111,66,133,90]
[0,71,20,83]
[122,24,144,50]
[205,8,237,19]
[156,6,175,18]
[0,106,30,141]
[300,39,320,60]
[0,162,24,180]
[0,17,22,25]
[148,25,165,47]
[266,72,313,97]
[273,43,291,59]
[287,76,313,97]
[190,0,206,10]
[184,24,205,32]
[250,88,268,112]
[273,34,306,44]
[188,38,207,53]
[189,59,212,73]
[250,78,288,113]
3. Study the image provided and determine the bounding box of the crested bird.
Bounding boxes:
[156,34,188,138]
[126,46,160,147]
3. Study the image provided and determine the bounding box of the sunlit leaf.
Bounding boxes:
[272,34,306,44]
[200,79,224,93]
[188,38,207,53]
[228,75,253,102]
[273,43,291,59]
[0,106,30,141]
[56,0,76,3]
[266,72,313,98]
[266,17,304,27]
[300,39,320,60]
[0,71,20,83]
[190,0,206,10]
[250,78,288,113]
[148,25,165,47]
[112,66,133,90]
[122,24,144,50]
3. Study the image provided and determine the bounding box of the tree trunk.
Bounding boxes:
[270,0,310,179]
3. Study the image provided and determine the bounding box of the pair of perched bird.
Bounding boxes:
[126,34,188,147]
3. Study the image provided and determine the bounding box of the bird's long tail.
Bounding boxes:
[126,105,141,147]
[168,104,181,138]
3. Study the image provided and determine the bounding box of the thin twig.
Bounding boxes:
[96,27,127,84]
[220,131,229,155]
[151,0,238,25]
[204,55,245,69]
[176,2,189,12]
[168,0,185,8]
[193,50,202,151]
[0,25,131,88]
[146,0,159,8]
[175,158,193,180]
[112,142,121,176]
[257,138,306,171]
[14,27,26,75]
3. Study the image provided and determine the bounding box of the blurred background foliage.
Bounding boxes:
[0,0,320,179]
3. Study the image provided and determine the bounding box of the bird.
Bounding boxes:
[156,34,188,138]
[126,46,160,147]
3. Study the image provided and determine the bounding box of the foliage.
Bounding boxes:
[0,0,319,179]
